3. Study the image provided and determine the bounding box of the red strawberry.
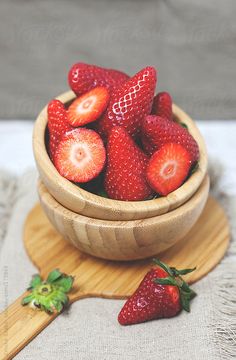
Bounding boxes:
[68,63,129,95]
[152,91,173,120]
[146,143,191,196]
[142,115,200,163]
[54,128,106,183]
[118,259,196,325]
[106,68,130,83]
[104,127,153,201]
[98,66,157,139]
[47,99,73,161]
[67,87,110,127]
[142,136,155,156]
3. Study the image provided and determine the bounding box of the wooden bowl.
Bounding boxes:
[37,175,209,261]
[33,90,208,221]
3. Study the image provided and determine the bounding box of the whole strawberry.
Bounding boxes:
[98,66,157,139]
[118,259,196,325]
[68,63,129,95]
[142,115,200,163]
[104,126,153,201]
[47,99,73,161]
[152,91,173,120]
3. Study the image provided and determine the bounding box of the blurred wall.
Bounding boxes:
[0,0,236,119]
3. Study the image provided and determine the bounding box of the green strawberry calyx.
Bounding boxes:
[21,269,74,314]
[152,259,197,312]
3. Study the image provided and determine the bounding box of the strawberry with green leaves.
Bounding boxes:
[118,259,196,325]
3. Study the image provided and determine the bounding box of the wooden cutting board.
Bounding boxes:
[0,196,230,359]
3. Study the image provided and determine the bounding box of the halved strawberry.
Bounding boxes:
[67,87,110,127]
[54,128,106,183]
[146,143,191,196]
[47,99,73,161]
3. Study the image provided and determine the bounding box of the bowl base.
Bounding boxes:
[24,196,230,294]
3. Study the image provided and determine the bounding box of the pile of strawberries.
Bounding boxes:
[48,63,200,201]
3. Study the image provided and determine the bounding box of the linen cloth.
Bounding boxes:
[0,118,236,359]
[1,0,236,120]
[0,164,235,359]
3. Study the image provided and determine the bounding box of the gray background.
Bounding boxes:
[0,0,236,120]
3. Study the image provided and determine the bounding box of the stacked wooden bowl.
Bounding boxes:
[33,91,209,261]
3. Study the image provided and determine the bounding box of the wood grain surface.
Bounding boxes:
[38,176,209,261]
[0,196,230,359]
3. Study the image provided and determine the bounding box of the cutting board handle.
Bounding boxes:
[0,292,58,360]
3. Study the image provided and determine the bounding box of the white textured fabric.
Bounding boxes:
[0,167,235,360]
[0,120,236,359]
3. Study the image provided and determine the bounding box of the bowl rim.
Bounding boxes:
[38,175,209,227]
[33,90,208,220]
